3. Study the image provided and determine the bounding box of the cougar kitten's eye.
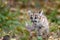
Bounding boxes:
[30,17,33,19]
[30,15,33,19]
[39,11,41,13]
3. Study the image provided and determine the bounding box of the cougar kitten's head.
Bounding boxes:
[28,10,44,25]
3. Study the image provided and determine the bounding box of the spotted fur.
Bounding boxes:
[26,10,49,40]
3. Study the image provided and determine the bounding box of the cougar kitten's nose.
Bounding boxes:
[35,16,37,19]
[34,20,37,22]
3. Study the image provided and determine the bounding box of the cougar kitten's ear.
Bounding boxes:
[39,10,44,16]
[39,10,43,14]
[28,10,33,16]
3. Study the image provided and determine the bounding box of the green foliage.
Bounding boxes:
[47,9,60,24]
[50,24,58,32]
[48,9,59,32]
[57,19,60,25]
[19,0,28,4]
[37,36,43,40]
[0,3,31,39]
[0,5,21,34]
[15,27,30,40]
[58,0,60,1]
[35,2,41,8]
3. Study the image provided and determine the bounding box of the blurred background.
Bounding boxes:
[0,0,60,40]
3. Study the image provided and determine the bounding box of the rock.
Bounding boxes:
[11,38,16,40]
[48,36,54,40]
